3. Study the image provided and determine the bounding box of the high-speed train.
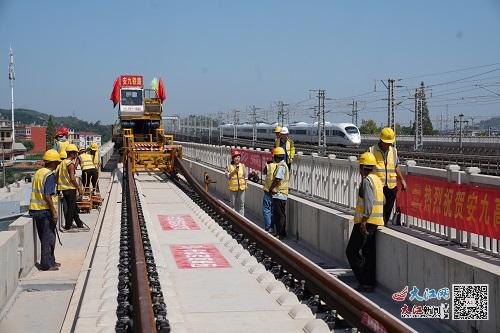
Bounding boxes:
[220,122,361,146]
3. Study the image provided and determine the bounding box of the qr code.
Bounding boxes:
[452,284,488,320]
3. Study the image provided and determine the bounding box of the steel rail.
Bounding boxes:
[126,158,157,333]
[174,155,415,333]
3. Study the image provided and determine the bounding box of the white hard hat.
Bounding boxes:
[280,127,289,135]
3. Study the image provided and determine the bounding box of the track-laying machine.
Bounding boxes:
[110,75,182,172]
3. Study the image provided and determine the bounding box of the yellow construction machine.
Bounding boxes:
[110,75,182,172]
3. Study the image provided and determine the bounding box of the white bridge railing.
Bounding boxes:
[99,141,115,170]
[180,141,500,257]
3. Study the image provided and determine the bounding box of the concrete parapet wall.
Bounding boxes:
[0,183,27,206]
[0,215,40,316]
[185,158,500,333]
[0,231,20,312]
[8,216,39,278]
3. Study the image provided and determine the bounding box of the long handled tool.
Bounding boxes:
[58,193,66,233]
[55,226,63,245]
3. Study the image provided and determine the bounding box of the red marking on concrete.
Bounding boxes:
[158,214,199,230]
[170,244,231,269]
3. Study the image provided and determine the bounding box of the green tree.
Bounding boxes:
[46,115,55,150]
[396,123,413,135]
[359,119,379,134]
[20,140,34,151]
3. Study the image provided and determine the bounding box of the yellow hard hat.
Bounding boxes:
[66,144,79,152]
[274,126,282,133]
[358,152,377,166]
[380,127,395,143]
[59,151,67,160]
[273,147,286,156]
[43,149,61,162]
[90,142,98,150]
[78,146,85,152]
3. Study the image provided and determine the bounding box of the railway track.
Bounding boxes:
[176,134,500,175]
[117,154,414,332]
[115,158,170,332]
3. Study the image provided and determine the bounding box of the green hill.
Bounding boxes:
[0,108,111,142]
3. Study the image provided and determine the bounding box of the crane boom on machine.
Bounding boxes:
[110,75,182,172]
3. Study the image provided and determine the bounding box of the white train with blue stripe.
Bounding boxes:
[220,122,361,147]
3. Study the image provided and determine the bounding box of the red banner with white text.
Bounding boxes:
[397,174,500,239]
[239,149,272,172]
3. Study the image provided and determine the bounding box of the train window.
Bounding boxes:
[257,129,267,133]
[345,126,359,134]
[291,129,307,135]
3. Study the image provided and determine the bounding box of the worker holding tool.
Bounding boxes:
[346,152,384,292]
[369,127,407,225]
[29,149,61,271]
[225,149,247,216]
[56,150,68,226]
[267,147,289,240]
[59,144,87,231]
[79,146,98,193]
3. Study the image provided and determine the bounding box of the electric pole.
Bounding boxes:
[380,78,400,135]
[249,105,261,148]
[311,89,327,156]
[387,79,395,130]
[445,104,449,132]
[454,114,468,153]
[414,88,423,151]
[208,115,213,144]
[9,46,15,156]
[276,101,288,126]
[217,112,224,144]
[348,100,359,126]
[232,109,240,145]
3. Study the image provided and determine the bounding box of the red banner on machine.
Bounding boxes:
[397,174,500,239]
[239,149,272,171]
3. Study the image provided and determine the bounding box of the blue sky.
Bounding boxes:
[1,0,499,127]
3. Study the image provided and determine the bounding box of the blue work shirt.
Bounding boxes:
[43,174,56,195]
